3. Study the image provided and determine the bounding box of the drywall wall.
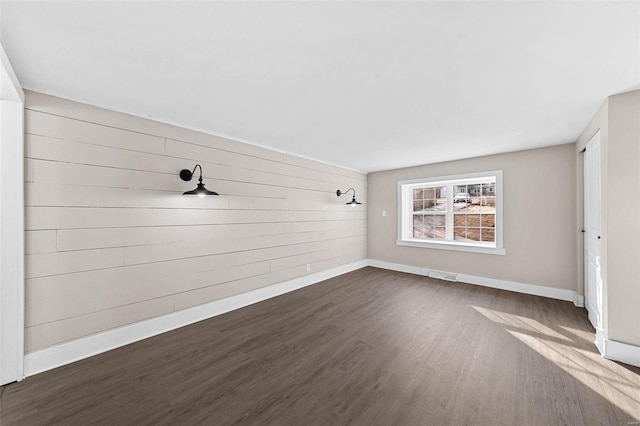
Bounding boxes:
[23,91,367,353]
[605,90,639,346]
[368,144,577,291]
[576,89,640,349]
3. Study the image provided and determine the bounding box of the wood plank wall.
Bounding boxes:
[23,91,367,353]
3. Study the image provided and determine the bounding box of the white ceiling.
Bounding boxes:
[1,1,638,173]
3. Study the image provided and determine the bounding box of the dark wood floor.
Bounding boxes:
[1,267,639,425]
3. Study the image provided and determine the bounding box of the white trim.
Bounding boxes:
[396,239,506,255]
[0,42,25,385]
[601,338,640,368]
[572,293,585,308]
[23,260,368,377]
[368,259,577,302]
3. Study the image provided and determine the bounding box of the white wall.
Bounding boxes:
[23,91,367,353]
[367,144,577,292]
[576,89,640,362]
[0,40,25,384]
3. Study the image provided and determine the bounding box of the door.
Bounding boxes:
[584,131,602,330]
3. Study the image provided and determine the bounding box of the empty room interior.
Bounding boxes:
[0,1,639,424]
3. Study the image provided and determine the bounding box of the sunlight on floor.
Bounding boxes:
[472,305,640,419]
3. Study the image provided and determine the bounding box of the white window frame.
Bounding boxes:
[397,170,505,255]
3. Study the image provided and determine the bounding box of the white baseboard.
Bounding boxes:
[572,293,585,308]
[23,259,369,378]
[600,335,640,368]
[368,259,579,303]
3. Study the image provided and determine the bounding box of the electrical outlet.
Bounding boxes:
[306,263,311,272]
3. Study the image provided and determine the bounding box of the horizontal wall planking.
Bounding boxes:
[285,186,367,202]
[27,236,367,321]
[284,154,365,182]
[26,235,365,311]
[26,247,125,279]
[268,244,365,272]
[29,159,289,199]
[24,157,34,182]
[26,92,366,180]
[173,250,365,311]
[25,183,366,212]
[25,296,174,353]
[26,183,229,210]
[25,230,57,255]
[51,230,366,269]
[122,232,312,266]
[122,231,366,267]
[55,222,294,252]
[25,109,166,155]
[165,138,326,182]
[23,90,367,352]
[166,138,366,185]
[26,239,365,327]
[26,248,361,353]
[26,260,273,327]
[26,134,361,194]
[24,91,285,164]
[25,206,365,230]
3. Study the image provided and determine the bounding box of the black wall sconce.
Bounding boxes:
[179,164,219,197]
[336,188,362,206]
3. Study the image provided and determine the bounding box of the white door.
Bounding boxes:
[584,131,602,330]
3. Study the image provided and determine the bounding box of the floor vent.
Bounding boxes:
[427,270,458,282]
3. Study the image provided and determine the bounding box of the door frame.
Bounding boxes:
[0,42,25,385]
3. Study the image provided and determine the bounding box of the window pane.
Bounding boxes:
[467,228,481,241]
[433,227,447,240]
[481,228,495,242]
[454,227,467,240]
[467,214,481,227]
[480,196,496,212]
[423,215,436,238]
[481,214,495,227]
[413,215,425,238]
[434,186,446,198]
[453,214,466,227]
[423,187,435,199]
[433,215,446,227]
[434,198,447,212]
[423,199,437,212]
[413,188,423,200]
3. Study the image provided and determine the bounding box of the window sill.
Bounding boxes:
[396,239,506,255]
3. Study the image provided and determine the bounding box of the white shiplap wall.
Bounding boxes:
[24,91,367,353]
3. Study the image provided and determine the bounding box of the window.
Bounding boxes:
[397,171,505,255]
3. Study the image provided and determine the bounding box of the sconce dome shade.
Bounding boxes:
[183,182,219,197]
[346,196,362,206]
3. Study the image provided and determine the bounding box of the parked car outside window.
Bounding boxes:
[453,192,471,203]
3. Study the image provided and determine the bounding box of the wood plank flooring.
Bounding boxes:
[1,267,639,425]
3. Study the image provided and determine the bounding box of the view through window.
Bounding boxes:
[398,172,503,254]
